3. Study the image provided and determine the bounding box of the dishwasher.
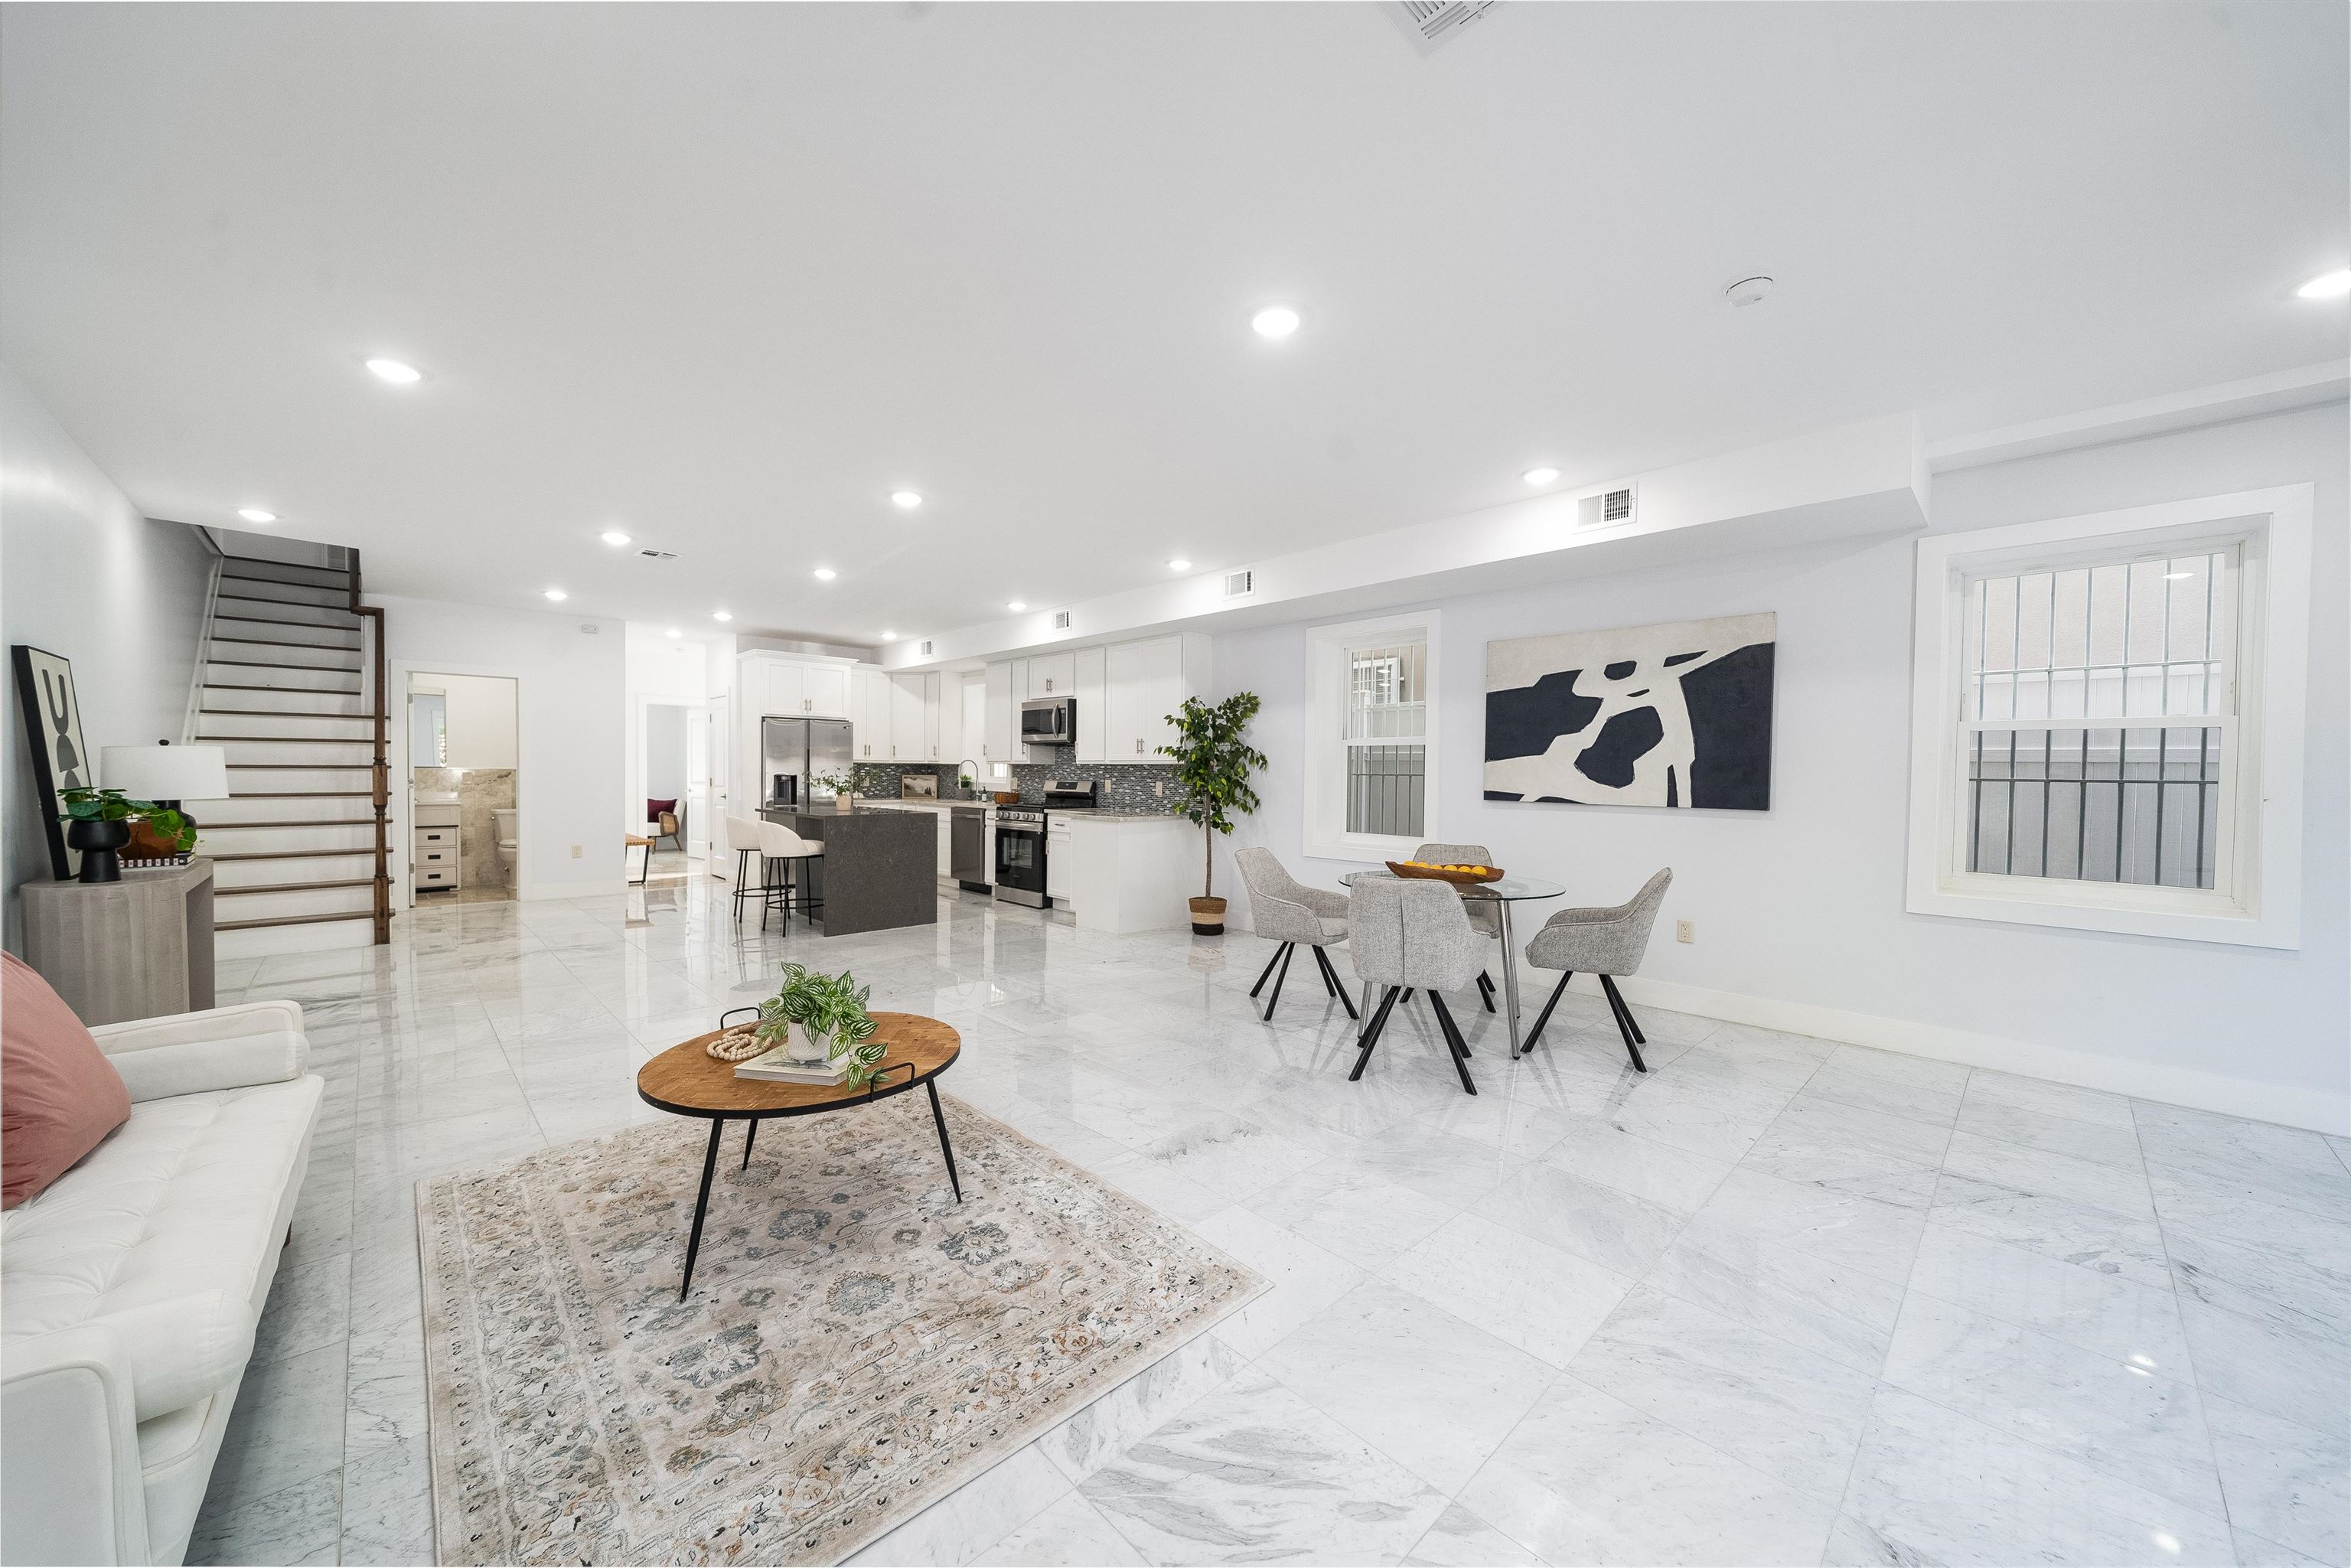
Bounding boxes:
[951,807,990,892]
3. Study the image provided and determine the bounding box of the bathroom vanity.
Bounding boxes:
[414,794,462,892]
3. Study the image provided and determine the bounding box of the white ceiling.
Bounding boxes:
[3,2,2343,647]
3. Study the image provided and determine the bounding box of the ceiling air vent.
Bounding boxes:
[1387,0,1498,51]
[1052,610,1071,631]
[919,639,934,657]
[1223,569,1255,599]
[637,549,677,561]
[1577,487,1635,529]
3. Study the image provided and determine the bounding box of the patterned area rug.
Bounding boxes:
[419,1092,1262,1565]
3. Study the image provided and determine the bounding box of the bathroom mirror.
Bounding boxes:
[411,693,448,767]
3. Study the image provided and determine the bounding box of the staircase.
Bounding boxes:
[194,549,392,960]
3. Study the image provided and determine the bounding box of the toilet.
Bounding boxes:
[492,808,519,885]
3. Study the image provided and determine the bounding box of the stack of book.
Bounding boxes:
[733,1046,847,1085]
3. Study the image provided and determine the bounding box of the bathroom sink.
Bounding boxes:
[416,790,460,805]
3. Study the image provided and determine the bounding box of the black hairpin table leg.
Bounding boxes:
[926,1079,964,1202]
[679,1117,726,1300]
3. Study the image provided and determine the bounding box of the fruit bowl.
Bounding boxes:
[1387,859,1504,886]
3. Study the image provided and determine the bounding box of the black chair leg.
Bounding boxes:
[1427,993,1479,1095]
[1262,943,1296,1021]
[1309,945,1359,1019]
[1348,987,1400,1080]
[1475,970,1498,1012]
[1599,974,1648,1072]
[1250,942,1290,998]
[1524,971,1572,1049]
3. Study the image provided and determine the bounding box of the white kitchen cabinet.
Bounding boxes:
[1026,652,1074,698]
[1045,816,1073,902]
[851,670,892,760]
[1105,636,1191,761]
[758,658,804,718]
[1073,646,1107,764]
[805,663,851,719]
[982,663,1013,762]
[936,812,952,878]
[891,673,936,762]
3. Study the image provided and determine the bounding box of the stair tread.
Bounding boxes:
[228,791,374,798]
[216,877,377,895]
[202,820,379,830]
[218,910,377,931]
[201,734,377,744]
[228,762,373,769]
[206,658,362,673]
[201,709,369,719]
[215,592,360,613]
[201,683,363,693]
[207,848,380,861]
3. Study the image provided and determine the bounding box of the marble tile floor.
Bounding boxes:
[187,878,2351,1567]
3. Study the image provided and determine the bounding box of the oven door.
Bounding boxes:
[1019,698,1074,745]
[993,823,1048,907]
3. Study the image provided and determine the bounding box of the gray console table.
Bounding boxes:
[21,859,216,1026]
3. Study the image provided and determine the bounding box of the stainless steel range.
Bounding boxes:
[992,781,1098,908]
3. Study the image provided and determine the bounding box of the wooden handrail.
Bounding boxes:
[348,549,391,944]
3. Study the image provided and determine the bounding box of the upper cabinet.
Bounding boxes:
[742,651,853,719]
[982,663,1013,761]
[1073,646,1107,763]
[804,663,851,720]
[850,670,892,759]
[890,673,939,762]
[1026,652,1075,698]
[983,633,1208,766]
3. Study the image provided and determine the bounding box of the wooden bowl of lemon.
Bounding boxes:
[1386,859,1505,886]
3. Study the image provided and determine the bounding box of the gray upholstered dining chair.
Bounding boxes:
[1345,875,1480,1094]
[1413,841,1503,1013]
[1234,847,1358,1022]
[1521,869,1673,1072]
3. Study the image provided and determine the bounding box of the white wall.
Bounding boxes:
[1213,403,2347,1132]
[1,361,213,950]
[422,672,517,768]
[374,592,624,898]
[644,704,687,803]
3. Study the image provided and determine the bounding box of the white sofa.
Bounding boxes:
[2,999,324,1566]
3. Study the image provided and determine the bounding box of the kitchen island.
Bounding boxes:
[756,806,936,935]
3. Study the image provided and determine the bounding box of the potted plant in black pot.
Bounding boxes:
[1158,693,1267,936]
[58,787,195,883]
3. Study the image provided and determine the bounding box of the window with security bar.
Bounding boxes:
[1345,639,1426,836]
[1960,547,2235,890]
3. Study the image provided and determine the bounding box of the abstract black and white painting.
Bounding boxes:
[1484,612,1775,810]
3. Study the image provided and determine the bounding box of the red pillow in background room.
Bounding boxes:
[647,798,677,819]
[2,950,132,1210]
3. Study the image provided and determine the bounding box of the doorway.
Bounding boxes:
[407,671,520,902]
[641,700,696,882]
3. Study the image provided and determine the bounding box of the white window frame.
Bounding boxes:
[1305,609,1442,862]
[1906,485,2310,948]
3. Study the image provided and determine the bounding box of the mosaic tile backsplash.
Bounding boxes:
[850,761,1179,812]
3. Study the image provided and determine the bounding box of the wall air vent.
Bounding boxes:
[1386,0,1498,52]
[637,549,678,561]
[1052,610,1071,631]
[919,639,934,657]
[1223,569,1255,599]
[1577,486,1636,529]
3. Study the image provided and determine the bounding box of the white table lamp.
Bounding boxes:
[101,743,231,807]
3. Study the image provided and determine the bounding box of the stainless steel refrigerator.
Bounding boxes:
[759,716,855,810]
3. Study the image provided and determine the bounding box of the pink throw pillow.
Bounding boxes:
[2,951,131,1210]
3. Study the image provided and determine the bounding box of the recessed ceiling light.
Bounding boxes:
[1724,275,1774,308]
[365,357,423,384]
[1250,305,1301,339]
[1006,600,1027,613]
[2294,268,2351,299]
[813,567,836,582]
[1522,467,1560,487]
[712,610,733,622]
[892,491,923,510]
[880,630,898,641]
[664,627,681,639]
[1166,559,1192,572]
[237,507,278,523]
[601,530,631,546]
[543,588,567,601]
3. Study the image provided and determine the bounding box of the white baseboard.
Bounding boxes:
[518,879,629,901]
[1589,973,2349,1136]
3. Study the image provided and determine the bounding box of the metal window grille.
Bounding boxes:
[1961,549,2234,889]
[1345,640,1426,836]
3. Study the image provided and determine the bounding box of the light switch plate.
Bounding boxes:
[1676,920,1694,944]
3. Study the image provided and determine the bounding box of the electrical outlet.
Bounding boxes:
[1154,781,1165,797]
[571,844,583,859]
[1676,919,1694,944]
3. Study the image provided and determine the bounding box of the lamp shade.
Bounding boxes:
[101,745,230,803]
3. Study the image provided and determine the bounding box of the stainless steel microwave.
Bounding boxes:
[1019,696,1075,746]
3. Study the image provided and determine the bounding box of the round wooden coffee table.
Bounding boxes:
[635,1011,962,1299]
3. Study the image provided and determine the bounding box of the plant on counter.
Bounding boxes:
[1157,693,1267,935]
[60,787,197,850]
[755,962,887,1084]
[811,768,858,802]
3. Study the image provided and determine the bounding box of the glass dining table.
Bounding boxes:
[1339,871,1568,1058]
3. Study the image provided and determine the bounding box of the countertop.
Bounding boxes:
[855,799,1188,824]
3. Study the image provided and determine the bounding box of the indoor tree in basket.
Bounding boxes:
[1157,693,1267,935]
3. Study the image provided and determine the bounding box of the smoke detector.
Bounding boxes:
[1386,0,1498,51]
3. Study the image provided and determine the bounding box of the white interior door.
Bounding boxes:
[703,694,729,877]
[686,708,711,860]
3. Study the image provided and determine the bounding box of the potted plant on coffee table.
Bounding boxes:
[1158,693,1267,936]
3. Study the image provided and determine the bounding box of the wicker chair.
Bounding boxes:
[1521,869,1673,1072]
[1234,848,1357,1021]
